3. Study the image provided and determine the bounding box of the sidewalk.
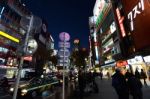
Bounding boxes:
[0,88,11,99]
[84,77,150,99]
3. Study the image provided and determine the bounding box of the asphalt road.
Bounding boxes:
[1,78,150,99]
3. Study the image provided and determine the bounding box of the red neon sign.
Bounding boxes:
[116,61,128,67]
[116,8,126,37]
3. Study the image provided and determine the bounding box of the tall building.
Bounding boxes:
[0,0,55,78]
[90,0,150,76]
[33,19,55,76]
[0,0,31,78]
[90,0,118,75]
[112,0,150,74]
[89,16,100,66]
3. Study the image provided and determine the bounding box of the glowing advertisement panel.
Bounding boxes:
[93,0,106,22]
[121,0,150,51]
[0,31,19,43]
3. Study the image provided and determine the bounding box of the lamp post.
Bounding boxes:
[13,15,42,99]
[12,15,34,99]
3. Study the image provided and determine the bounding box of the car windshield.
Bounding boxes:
[29,77,42,86]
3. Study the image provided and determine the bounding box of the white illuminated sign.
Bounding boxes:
[127,59,136,64]
[93,0,106,22]
[128,0,144,31]
[110,21,116,34]
[127,56,143,64]
[144,56,150,62]
[93,32,97,42]
[95,46,99,61]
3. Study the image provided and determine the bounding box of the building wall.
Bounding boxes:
[0,0,28,65]
[120,0,150,55]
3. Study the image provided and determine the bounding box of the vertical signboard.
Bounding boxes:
[58,32,70,99]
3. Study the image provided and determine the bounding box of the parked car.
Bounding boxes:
[9,76,59,98]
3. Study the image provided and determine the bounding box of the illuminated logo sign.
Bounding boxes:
[116,60,128,67]
[74,39,80,44]
[59,32,70,42]
[24,56,32,62]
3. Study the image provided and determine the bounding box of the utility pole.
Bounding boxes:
[58,32,70,99]
[13,15,34,99]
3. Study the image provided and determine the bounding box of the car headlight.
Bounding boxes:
[21,89,28,96]
[10,88,14,92]
[60,80,63,83]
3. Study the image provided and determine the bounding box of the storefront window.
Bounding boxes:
[0,47,8,53]
[6,69,15,78]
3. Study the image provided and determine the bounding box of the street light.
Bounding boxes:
[12,15,42,99]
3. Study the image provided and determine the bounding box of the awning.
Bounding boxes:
[100,61,116,67]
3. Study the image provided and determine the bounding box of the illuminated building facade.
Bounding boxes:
[89,16,99,66]
[113,0,150,74]
[0,0,55,78]
[33,19,55,76]
[90,0,118,68]
[0,0,30,65]
[90,0,150,76]
[0,0,31,78]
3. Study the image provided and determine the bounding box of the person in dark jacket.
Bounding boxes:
[135,68,141,79]
[78,70,86,99]
[0,77,9,92]
[112,69,129,99]
[140,69,147,86]
[127,73,143,99]
[125,69,131,79]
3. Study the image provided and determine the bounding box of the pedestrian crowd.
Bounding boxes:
[112,68,147,99]
[69,69,99,99]
[0,77,10,92]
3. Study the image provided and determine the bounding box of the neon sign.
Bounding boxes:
[116,8,126,37]
[0,31,19,43]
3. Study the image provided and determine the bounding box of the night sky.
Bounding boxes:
[23,0,96,50]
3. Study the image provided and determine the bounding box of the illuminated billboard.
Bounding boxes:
[121,0,150,51]
[93,0,106,22]
[0,31,19,43]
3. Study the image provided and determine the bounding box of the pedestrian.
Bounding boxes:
[0,77,9,92]
[78,69,86,99]
[140,69,147,86]
[125,69,131,79]
[135,68,141,79]
[106,71,110,79]
[126,73,143,99]
[148,70,150,81]
[112,68,129,99]
[99,71,103,80]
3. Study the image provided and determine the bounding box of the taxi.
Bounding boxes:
[9,75,59,98]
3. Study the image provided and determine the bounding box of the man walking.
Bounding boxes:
[112,68,129,99]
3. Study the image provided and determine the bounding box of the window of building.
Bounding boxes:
[0,47,8,53]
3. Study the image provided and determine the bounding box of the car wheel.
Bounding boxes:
[42,91,49,97]
[31,91,37,98]
[50,85,54,92]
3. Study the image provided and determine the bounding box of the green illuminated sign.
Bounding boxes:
[96,4,108,27]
